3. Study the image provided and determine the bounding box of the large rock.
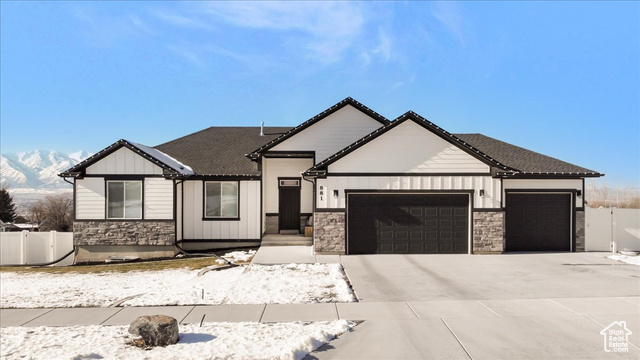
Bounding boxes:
[128,315,179,347]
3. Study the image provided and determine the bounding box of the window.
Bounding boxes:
[279,179,300,187]
[205,181,238,218]
[107,181,142,219]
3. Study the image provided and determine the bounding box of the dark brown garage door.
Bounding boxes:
[506,193,571,251]
[347,193,469,254]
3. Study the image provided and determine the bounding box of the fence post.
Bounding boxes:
[21,230,29,265]
[50,231,57,263]
[611,207,617,254]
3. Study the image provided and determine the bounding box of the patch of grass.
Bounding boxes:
[1,256,225,275]
[0,247,258,275]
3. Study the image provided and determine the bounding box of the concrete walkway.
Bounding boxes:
[251,245,340,265]
[2,297,639,359]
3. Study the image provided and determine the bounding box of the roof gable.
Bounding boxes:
[247,97,389,160]
[59,139,195,177]
[327,120,490,174]
[306,111,516,175]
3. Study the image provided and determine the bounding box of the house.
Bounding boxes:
[60,97,602,262]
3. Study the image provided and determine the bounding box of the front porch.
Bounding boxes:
[261,234,312,247]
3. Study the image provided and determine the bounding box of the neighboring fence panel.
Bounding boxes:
[586,207,640,252]
[0,231,74,266]
[585,208,612,251]
[615,209,640,252]
[0,232,25,266]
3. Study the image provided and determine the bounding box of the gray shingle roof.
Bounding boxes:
[154,127,291,176]
[453,133,601,176]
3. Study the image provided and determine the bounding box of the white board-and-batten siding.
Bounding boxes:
[328,121,490,174]
[317,176,501,209]
[271,105,384,163]
[181,180,260,240]
[75,177,174,219]
[263,158,314,214]
[86,147,164,175]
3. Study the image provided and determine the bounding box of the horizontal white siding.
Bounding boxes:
[271,105,384,163]
[86,147,163,175]
[329,121,489,174]
[263,158,313,214]
[182,180,260,240]
[503,179,583,208]
[144,178,174,220]
[76,178,105,219]
[317,176,500,209]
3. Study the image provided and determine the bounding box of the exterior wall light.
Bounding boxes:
[479,189,485,197]
[333,190,339,198]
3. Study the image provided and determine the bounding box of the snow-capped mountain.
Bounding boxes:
[1,150,91,190]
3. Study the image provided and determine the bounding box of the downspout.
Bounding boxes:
[174,179,184,249]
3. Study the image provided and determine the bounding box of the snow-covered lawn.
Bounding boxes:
[0,263,356,308]
[608,254,640,266]
[0,320,355,360]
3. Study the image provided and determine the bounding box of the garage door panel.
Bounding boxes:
[506,193,571,252]
[348,194,469,254]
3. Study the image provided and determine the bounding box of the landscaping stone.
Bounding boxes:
[128,315,179,347]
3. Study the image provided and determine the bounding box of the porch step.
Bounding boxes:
[262,234,312,247]
[279,230,300,235]
[262,239,313,246]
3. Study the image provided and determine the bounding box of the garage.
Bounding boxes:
[505,193,572,251]
[347,193,469,254]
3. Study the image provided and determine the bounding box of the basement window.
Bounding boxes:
[205,181,239,218]
[107,181,142,219]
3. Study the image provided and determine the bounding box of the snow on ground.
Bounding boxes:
[224,264,356,304]
[215,249,257,265]
[1,320,354,360]
[0,263,356,308]
[608,254,640,266]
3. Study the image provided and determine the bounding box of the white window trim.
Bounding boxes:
[106,180,143,220]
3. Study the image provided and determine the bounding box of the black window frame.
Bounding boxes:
[203,181,240,221]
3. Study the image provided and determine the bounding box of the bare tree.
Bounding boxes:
[37,193,74,232]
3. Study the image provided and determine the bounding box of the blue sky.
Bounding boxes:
[1,1,638,186]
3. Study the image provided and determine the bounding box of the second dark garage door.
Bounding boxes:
[505,193,572,251]
[347,193,469,254]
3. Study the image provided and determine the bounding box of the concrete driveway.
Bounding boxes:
[306,252,640,359]
[341,252,639,301]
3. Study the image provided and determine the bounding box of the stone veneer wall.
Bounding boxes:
[73,221,175,246]
[265,215,278,234]
[473,211,504,253]
[313,212,345,254]
[575,210,585,252]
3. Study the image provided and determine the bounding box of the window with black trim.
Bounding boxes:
[205,181,239,218]
[107,181,142,219]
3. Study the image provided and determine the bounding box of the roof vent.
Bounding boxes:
[260,121,264,136]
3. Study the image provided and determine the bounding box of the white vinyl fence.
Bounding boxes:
[585,207,640,252]
[0,231,74,266]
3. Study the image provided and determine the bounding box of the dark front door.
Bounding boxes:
[506,193,572,251]
[279,178,301,232]
[347,193,469,254]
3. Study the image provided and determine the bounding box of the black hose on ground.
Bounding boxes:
[2,247,75,267]
[174,243,237,267]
